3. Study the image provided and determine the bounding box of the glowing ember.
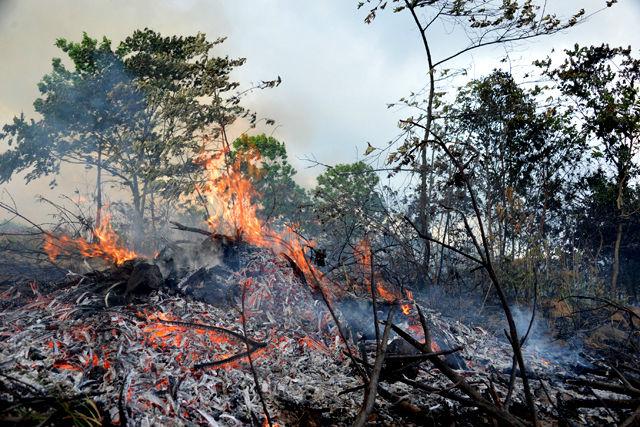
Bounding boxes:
[401,303,412,315]
[298,336,331,354]
[53,361,82,371]
[140,310,263,369]
[44,213,137,265]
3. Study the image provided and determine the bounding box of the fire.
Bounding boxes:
[201,148,265,244]
[198,145,329,288]
[354,238,403,303]
[401,303,412,315]
[44,213,137,265]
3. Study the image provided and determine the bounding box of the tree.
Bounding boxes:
[313,162,383,264]
[445,70,583,261]
[0,29,253,246]
[359,0,595,293]
[230,134,309,225]
[573,171,640,298]
[540,44,640,293]
[356,4,609,420]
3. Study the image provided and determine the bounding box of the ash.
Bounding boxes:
[0,247,636,426]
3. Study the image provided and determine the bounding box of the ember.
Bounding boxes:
[401,303,412,315]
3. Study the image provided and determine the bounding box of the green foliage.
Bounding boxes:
[443,70,583,256]
[357,0,590,169]
[0,29,249,226]
[542,45,639,145]
[230,134,309,224]
[313,162,382,257]
[541,44,640,293]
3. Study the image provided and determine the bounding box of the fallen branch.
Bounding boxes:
[562,397,640,410]
[353,307,395,427]
[385,319,528,427]
[241,280,273,427]
[194,348,263,370]
[169,221,236,242]
[566,378,640,397]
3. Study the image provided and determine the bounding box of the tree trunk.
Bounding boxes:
[418,141,431,287]
[611,164,627,294]
[406,2,435,289]
[95,143,103,227]
[611,221,622,295]
[131,176,145,250]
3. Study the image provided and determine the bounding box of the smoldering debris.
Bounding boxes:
[1,245,639,426]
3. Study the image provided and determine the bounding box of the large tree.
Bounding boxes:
[0,29,254,244]
[540,44,640,293]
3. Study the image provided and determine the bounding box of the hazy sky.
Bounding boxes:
[1,0,639,220]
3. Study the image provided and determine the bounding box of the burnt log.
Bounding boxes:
[125,261,163,297]
[174,265,239,307]
[103,259,164,305]
[383,337,420,381]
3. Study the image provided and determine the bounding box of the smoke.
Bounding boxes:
[155,238,223,279]
[512,305,582,366]
[412,281,586,367]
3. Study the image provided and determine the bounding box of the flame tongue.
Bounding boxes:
[199,147,329,288]
[44,213,138,265]
[354,239,407,304]
[202,148,265,246]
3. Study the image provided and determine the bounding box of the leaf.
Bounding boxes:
[364,142,376,156]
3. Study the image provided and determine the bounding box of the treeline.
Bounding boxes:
[0,19,638,304]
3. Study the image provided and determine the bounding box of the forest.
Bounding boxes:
[0,1,638,426]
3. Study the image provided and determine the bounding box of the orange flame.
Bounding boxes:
[201,148,264,244]
[44,213,137,265]
[198,145,328,289]
[354,238,403,303]
[401,303,412,315]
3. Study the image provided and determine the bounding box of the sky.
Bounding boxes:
[1,0,639,221]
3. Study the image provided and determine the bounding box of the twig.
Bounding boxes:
[369,242,381,346]
[169,221,236,242]
[156,319,266,349]
[353,307,395,427]
[240,280,273,427]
